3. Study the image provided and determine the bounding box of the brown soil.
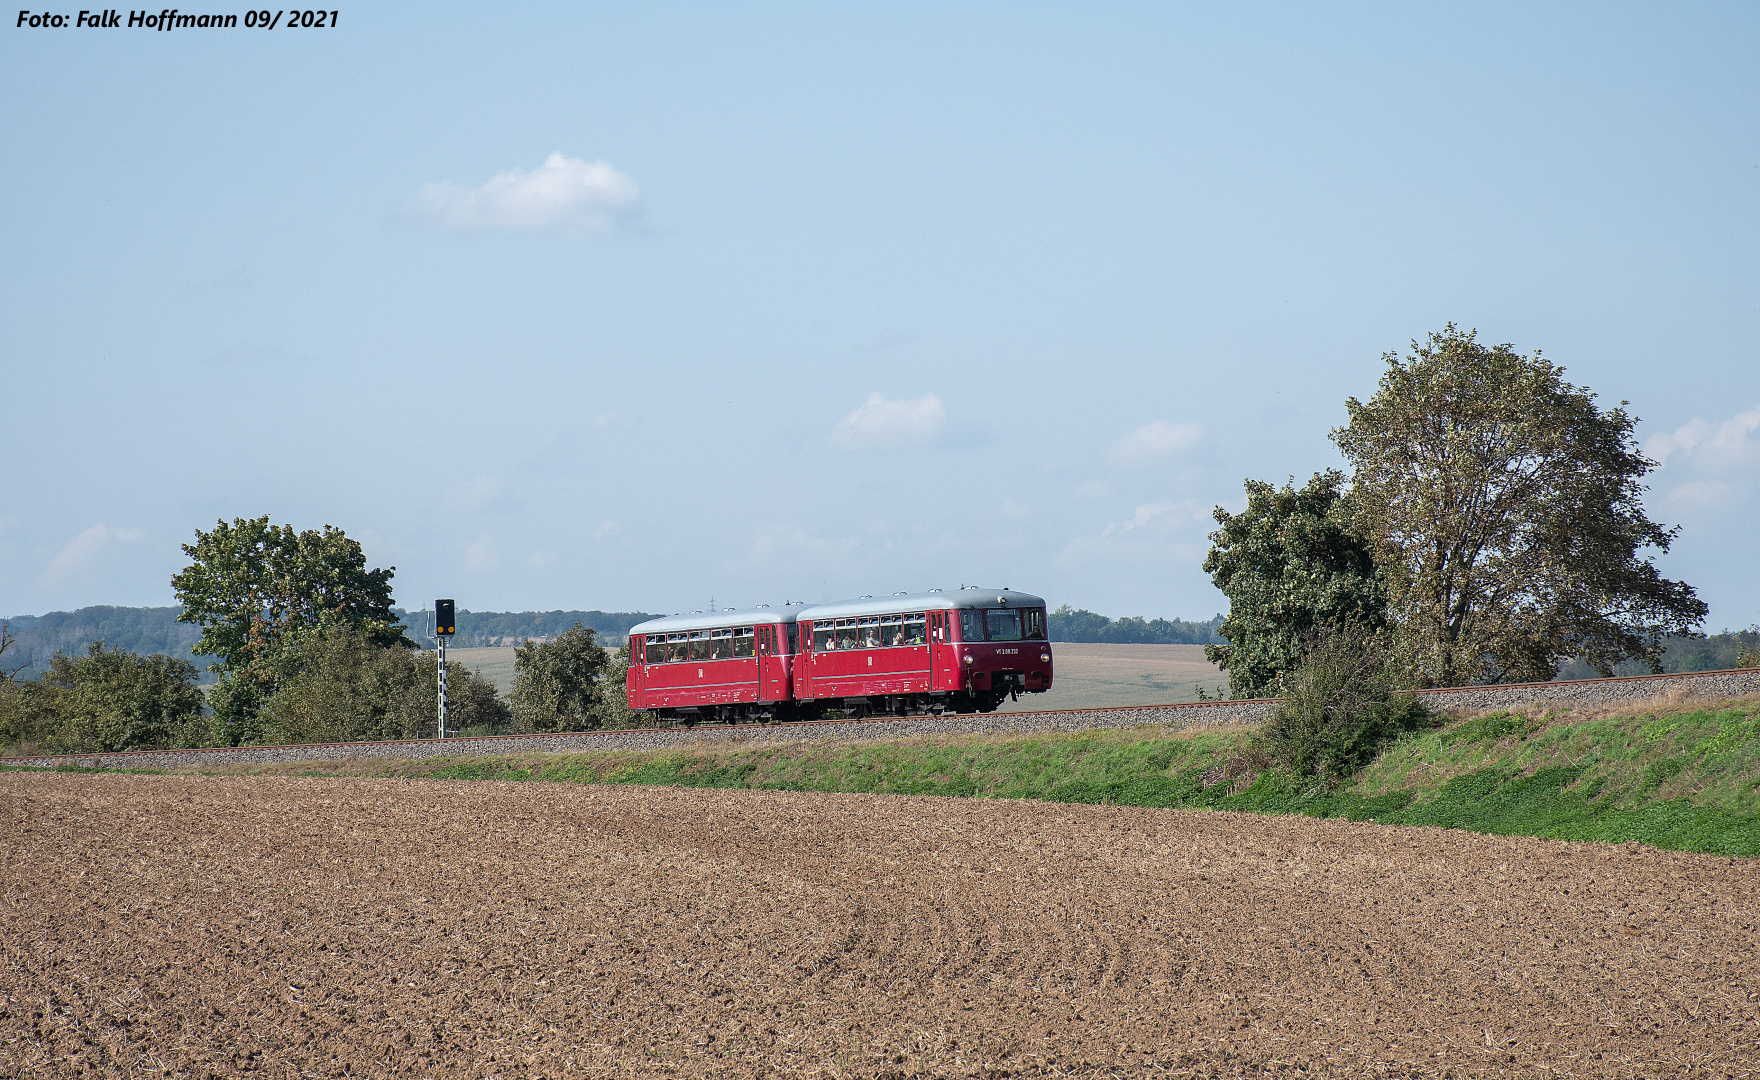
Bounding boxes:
[2,774,1755,1078]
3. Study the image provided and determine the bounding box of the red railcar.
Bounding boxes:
[625,606,803,723]
[626,588,1052,722]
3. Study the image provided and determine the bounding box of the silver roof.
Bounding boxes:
[627,605,804,636]
[797,588,1047,622]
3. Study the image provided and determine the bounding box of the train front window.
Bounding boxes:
[985,609,1023,641]
[1023,608,1046,640]
[960,609,983,641]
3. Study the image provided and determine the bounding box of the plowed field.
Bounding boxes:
[2,773,1755,1078]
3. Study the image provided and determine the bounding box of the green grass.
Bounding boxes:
[43,697,1760,857]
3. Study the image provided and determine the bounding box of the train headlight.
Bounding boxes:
[1040,653,1050,662]
[963,654,974,664]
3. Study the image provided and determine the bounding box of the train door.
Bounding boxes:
[929,611,953,692]
[627,635,645,707]
[757,624,786,702]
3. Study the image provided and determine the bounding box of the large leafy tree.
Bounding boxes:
[171,516,404,675]
[1202,471,1386,698]
[1333,325,1706,686]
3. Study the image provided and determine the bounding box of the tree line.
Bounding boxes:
[0,517,640,755]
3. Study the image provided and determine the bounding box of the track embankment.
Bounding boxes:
[10,666,1760,772]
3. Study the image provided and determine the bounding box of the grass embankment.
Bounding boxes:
[181,695,1760,856]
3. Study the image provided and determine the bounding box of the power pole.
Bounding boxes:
[435,598,455,738]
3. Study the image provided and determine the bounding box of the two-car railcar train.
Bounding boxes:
[625,587,1052,724]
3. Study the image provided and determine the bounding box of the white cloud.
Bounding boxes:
[413,153,640,238]
[40,525,145,588]
[831,393,948,450]
[1644,401,1760,512]
[1106,421,1203,467]
[1645,402,1760,468]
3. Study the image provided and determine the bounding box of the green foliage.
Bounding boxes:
[1202,471,1385,698]
[510,623,636,732]
[0,642,205,753]
[1046,607,1224,644]
[171,516,405,680]
[240,622,509,745]
[1257,625,1435,780]
[1333,325,1707,686]
[1735,627,1760,670]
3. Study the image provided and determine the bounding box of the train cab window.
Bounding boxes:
[985,609,1024,641]
[689,630,711,661]
[1023,608,1047,640]
[644,637,666,665]
[667,633,689,663]
[903,614,927,645]
[859,616,881,648]
[836,618,860,650]
[732,627,756,658]
[960,609,984,642]
[814,624,835,651]
[709,628,733,660]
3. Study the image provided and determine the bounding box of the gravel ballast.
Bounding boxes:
[11,666,1759,772]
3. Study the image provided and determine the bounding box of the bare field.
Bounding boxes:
[1002,644,1225,711]
[3,775,1755,1078]
[448,643,1227,710]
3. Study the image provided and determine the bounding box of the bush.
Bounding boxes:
[247,622,510,745]
[0,642,205,753]
[1258,625,1435,781]
[510,624,639,732]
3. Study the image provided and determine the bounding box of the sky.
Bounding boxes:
[2,2,1757,629]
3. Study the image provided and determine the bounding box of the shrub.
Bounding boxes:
[510,623,637,732]
[1258,624,1435,781]
[0,642,205,753]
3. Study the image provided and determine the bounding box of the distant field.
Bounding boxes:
[447,643,1224,709]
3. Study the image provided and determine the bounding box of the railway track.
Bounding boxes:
[9,665,1759,772]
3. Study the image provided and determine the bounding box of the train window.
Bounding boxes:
[1023,608,1047,640]
[786,623,797,653]
[667,633,689,663]
[960,609,984,642]
[986,609,1023,641]
[835,618,860,650]
[859,616,881,648]
[732,627,755,658]
[689,630,711,661]
[814,624,836,651]
[881,614,902,647]
[709,628,733,660]
[903,614,927,645]
[644,637,666,665]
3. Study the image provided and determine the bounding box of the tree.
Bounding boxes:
[510,623,631,732]
[171,516,404,677]
[1202,471,1386,698]
[1256,624,1434,781]
[1333,325,1706,686]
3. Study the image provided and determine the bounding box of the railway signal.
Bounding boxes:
[435,599,455,738]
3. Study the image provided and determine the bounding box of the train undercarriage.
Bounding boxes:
[648,688,1028,727]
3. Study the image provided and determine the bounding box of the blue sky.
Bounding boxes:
[3,2,1757,628]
